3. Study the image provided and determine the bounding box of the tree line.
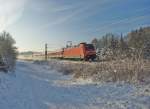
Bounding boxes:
[91,26,150,60]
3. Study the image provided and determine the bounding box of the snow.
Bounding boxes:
[0,61,150,109]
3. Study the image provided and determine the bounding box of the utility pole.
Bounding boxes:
[67,41,72,48]
[45,43,48,61]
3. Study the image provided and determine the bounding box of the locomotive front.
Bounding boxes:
[84,44,96,61]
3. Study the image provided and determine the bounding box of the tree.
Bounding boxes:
[143,42,150,58]
[119,34,128,51]
[128,27,150,50]
[127,27,150,57]
[91,38,98,49]
[109,34,119,50]
[0,31,18,71]
[102,34,109,48]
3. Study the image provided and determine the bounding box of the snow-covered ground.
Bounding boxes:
[0,61,150,109]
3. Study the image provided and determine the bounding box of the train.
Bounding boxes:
[20,42,96,61]
[47,42,96,61]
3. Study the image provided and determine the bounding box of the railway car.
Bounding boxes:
[32,53,45,60]
[48,42,96,61]
[47,50,63,59]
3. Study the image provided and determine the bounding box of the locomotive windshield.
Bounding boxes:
[85,44,95,50]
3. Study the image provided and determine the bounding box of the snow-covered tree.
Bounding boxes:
[0,31,18,71]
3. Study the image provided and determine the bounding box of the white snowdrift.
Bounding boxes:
[0,61,150,109]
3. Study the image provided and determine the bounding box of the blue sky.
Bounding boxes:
[0,0,150,51]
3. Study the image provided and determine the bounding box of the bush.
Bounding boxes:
[38,59,150,84]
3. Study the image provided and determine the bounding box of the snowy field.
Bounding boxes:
[0,61,150,109]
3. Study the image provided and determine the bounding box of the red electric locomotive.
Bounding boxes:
[47,42,96,61]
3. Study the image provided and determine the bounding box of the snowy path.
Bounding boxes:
[0,61,150,109]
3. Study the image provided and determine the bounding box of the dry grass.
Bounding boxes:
[91,59,150,83]
[34,58,150,83]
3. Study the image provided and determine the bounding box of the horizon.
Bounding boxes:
[18,25,150,53]
[0,0,150,52]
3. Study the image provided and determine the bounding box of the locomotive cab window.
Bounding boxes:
[85,44,95,50]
